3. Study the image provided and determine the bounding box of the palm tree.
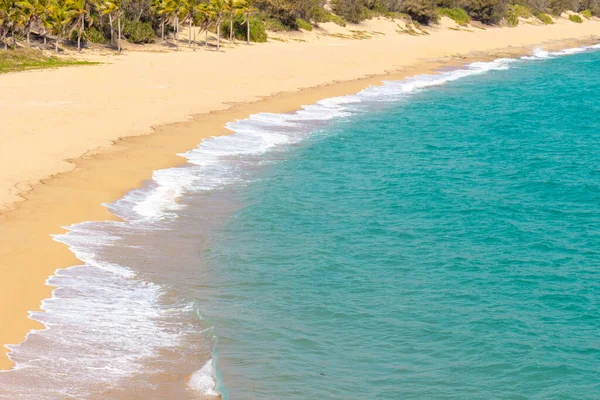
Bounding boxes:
[0,0,14,49]
[238,0,253,44]
[100,0,121,52]
[150,0,165,41]
[179,0,196,48]
[67,0,88,51]
[47,0,72,53]
[158,0,180,49]
[15,0,37,45]
[224,0,236,43]
[210,0,223,50]
[195,0,212,47]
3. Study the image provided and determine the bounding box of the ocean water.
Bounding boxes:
[1,45,600,399]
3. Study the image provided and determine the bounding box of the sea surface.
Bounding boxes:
[1,45,600,399]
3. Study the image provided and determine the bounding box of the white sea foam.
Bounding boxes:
[189,359,219,396]
[3,47,600,398]
[522,44,600,60]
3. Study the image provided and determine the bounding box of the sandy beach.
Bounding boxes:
[0,16,599,370]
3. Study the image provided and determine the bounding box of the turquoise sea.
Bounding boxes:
[200,48,600,399]
[1,46,599,399]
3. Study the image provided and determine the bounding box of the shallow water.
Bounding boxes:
[1,45,599,399]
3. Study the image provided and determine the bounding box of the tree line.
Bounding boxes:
[1,0,598,52]
[0,0,257,52]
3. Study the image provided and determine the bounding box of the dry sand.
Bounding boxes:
[0,16,599,369]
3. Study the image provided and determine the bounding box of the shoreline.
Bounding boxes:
[1,31,600,369]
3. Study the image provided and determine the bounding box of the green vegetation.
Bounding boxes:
[295,18,313,31]
[438,7,471,25]
[86,27,107,43]
[264,17,291,31]
[0,48,97,73]
[123,20,156,43]
[535,12,553,23]
[1,0,598,56]
[505,4,532,26]
[221,15,266,41]
[568,13,583,22]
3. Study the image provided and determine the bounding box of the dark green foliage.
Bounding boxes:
[263,16,293,31]
[462,0,507,24]
[221,16,268,42]
[122,20,156,43]
[332,0,366,23]
[403,0,438,23]
[86,27,107,43]
[438,7,471,24]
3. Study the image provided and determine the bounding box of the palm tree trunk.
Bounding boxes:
[109,14,114,47]
[26,28,30,46]
[43,30,47,45]
[55,36,59,53]
[246,14,250,44]
[77,15,83,52]
[216,17,221,51]
[205,22,208,46]
[175,15,179,49]
[229,12,233,42]
[117,12,121,53]
[188,17,191,47]
[161,19,165,42]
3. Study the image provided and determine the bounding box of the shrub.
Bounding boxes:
[86,27,107,43]
[438,7,471,24]
[312,8,347,26]
[401,0,438,24]
[264,17,292,31]
[122,20,156,44]
[221,17,268,42]
[569,13,583,22]
[505,4,532,26]
[581,9,593,17]
[332,0,367,23]
[296,18,313,30]
[536,12,554,23]
[464,0,507,24]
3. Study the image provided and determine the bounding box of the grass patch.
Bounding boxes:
[569,14,583,23]
[581,9,592,18]
[296,18,313,31]
[438,7,471,25]
[0,48,98,74]
[536,12,554,24]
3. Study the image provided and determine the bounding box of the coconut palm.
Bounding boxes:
[150,0,165,41]
[100,0,121,52]
[209,0,223,50]
[15,0,37,45]
[238,0,253,44]
[67,0,88,51]
[47,0,72,53]
[0,0,14,49]
[179,0,196,48]
[158,0,180,48]
[195,1,212,47]
[223,0,236,43]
